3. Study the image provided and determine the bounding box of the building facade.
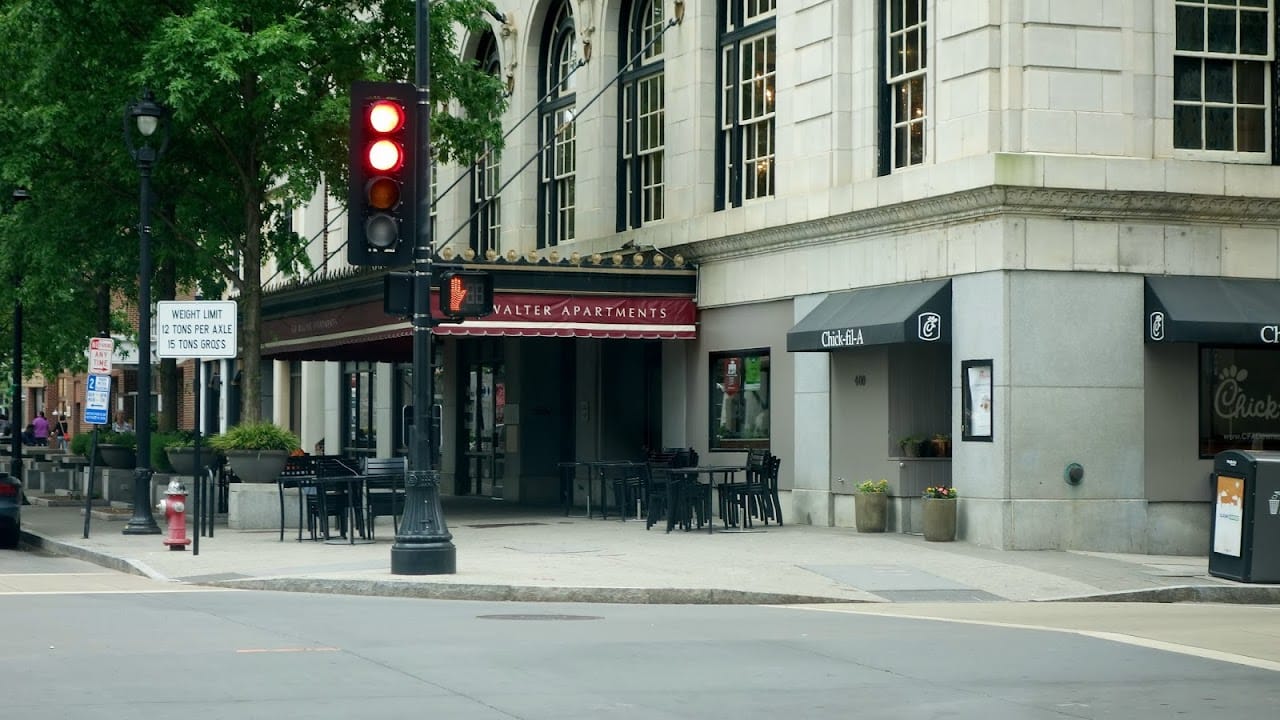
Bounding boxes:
[259,0,1280,554]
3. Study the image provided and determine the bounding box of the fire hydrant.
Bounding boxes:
[157,479,191,551]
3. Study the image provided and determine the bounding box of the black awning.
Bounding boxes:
[1145,276,1280,346]
[786,279,951,352]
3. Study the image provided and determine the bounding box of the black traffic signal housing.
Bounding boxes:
[439,270,494,319]
[348,81,416,266]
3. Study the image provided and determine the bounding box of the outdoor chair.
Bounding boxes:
[363,456,407,538]
[729,454,783,528]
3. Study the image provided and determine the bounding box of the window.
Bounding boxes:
[1174,0,1272,156]
[716,0,776,210]
[472,30,503,256]
[288,360,302,438]
[709,349,770,450]
[884,0,927,169]
[539,1,577,247]
[619,0,667,229]
[1200,348,1280,457]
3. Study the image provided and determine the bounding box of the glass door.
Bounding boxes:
[464,362,505,496]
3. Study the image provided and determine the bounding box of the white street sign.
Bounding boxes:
[88,337,115,374]
[155,300,238,359]
[84,374,111,425]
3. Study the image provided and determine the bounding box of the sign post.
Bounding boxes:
[82,337,114,539]
[153,300,237,554]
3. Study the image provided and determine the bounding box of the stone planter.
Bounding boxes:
[223,449,289,484]
[164,447,222,477]
[96,444,136,470]
[854,492,888,532]
[922,497,957,542]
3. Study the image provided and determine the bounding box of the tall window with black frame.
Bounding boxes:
[885,0,927,169]
[1173,0,1272,156]
[539,0,578,248]
[717,0,776,210]
[472,30,504,257]
[619,0,667,230]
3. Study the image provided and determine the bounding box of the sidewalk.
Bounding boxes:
[17,497,1280,605]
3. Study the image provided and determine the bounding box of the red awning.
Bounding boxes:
[431,292,696,339]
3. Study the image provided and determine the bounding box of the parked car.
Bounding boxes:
[0,473,20,549]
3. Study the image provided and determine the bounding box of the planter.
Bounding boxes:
[165,447,222,477]
[854,493,888,533]
[922,497,957,542]
[931,439,951,458]
[223,449,289,484]
[96,443,136,470]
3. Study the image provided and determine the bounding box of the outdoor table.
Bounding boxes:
[669,465,747,533]
[587,460,647,520]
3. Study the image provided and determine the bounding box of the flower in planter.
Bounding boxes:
[922,486,958,499]
[857,479,889,493]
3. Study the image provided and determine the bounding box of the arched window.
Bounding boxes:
[618,0,666,230]
[471,30,503,256]
[539,1,578,247]
[716,0,776,210]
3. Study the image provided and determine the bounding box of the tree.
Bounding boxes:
[0,0,507,422]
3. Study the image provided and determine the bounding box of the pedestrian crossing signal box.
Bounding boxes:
[439,270,493,320]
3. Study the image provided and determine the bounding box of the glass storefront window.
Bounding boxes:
[342,361,376,457]
[1200,347,1280,457]
[709,349,770,450]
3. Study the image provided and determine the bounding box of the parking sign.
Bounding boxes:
[89,337,115,375]
[84,374,111,425]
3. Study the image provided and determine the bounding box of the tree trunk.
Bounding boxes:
[240,196,263,424]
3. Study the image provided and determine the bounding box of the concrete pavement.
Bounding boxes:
[16,495,1280,606]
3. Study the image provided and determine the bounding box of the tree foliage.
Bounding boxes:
[0,0,506,422]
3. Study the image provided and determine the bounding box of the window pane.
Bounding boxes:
[1204,59,1234,103]
[710,352,770,450]
[1174,105,1203,149]
[890,0,902,31]
[1237,60,1265,104]
[1240,0,1269,7]
[1174,56,1202,101]
[905,29,920,73]
[1175,5,1204,52]
[905,0,919,27]
[895,125,909,167]
[1204,106,1234,150]
[1239,10,1268,55]
[1237,108,1266,152]
[1206,8,1236,53]
[891,35,903,76]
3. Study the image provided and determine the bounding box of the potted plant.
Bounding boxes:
[207,422,300,483]
[854,479,889,532]
[162,431,221,477]
[96,430,137,469]
[898,434,922,458]
[931,433,952,458]
[922,485,958,541]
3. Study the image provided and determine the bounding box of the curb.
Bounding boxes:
[21,530,169,581]
[202,577,864,605]
[1045,584,1280,604]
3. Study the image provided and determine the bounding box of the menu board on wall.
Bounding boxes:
[962,359,993,441]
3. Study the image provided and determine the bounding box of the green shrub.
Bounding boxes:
[207,422,300,452]
[100,430,136,449]
[150,431,197,472]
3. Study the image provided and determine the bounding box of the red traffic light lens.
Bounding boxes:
[367,140,403,172]
[368,100,405,133]
[366,177,400,210]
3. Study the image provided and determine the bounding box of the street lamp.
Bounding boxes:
[7,188,30,493]
[122,89,169,535]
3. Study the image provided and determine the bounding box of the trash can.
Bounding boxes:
[1209,450,1280,583]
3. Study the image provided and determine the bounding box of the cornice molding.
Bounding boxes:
[673,186,1280,263]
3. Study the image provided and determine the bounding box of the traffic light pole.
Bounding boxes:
[391,0,456,574]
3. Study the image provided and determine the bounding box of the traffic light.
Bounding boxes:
[439,270,494,319]
[348,81,416,266]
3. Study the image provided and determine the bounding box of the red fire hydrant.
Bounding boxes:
[157,479,191,551]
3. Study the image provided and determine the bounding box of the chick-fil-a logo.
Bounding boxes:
[1215,365,1280,421]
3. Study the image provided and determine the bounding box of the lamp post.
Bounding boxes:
[7,188,30,491]
[390,0,455,574]
[122,89,169,535]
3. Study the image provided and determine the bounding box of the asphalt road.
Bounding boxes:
[2,546,1278,719]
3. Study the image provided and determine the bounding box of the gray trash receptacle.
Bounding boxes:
[1209,450,1280,583]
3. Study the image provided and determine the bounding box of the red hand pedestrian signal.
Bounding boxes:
[439,270,493,319]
